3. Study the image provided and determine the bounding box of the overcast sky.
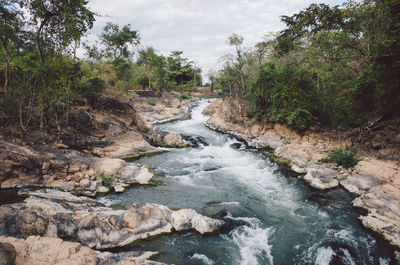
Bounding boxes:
[83,0,344,79]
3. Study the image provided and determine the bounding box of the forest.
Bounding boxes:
[0,0,201,133]
[1,0,399,132]
[213,0,400,129]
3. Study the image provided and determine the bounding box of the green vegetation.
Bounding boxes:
[99,171,115,187]
[147,100,156,106]
[0,1,201,135]
[320,147,359,169]
[214,1,400,130]
[179,94,190,100]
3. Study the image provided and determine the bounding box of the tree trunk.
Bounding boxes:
[147,69,152,89]
[35,19,48,63]
[1,38,11,95]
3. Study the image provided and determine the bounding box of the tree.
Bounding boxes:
[207,70,217,91]
[226,33,247,97]
[24,0,95,63]
[137,46,161,90]
[0,0,25,95]
[100,22,140,61]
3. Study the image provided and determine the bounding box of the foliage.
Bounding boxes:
[320,147,359,169]
[249,61,317,129]
[179,94,190,100]
[100,22,140,61]
[99,171,115,187]
[0,0,202,137]
[147,100,156,106]
[214,0,400,130]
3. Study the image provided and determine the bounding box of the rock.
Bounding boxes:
[97,185,109,193]
[79,179,90,188]
[42,162,50,171]
[0,242,16,265]
[95,158,126,175]
[303,168,340,189]
[163,133,186,147]
[114,184,125,193]
[181,135,209,147]
[230,142,243,149]
[0,189,224,249]
[340,175,384,195]
[146,128,192,148]
[119,164,154,185]
[0,236,166,265]
[132,112,153,133]
[169,209,224,234]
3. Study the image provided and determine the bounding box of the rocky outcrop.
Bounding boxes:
[133,92,192,124]
[0,236,166,265]
[94,158,154,193]
[0,140,156,196]
[146,128,193,148]
[205,98,400,250]
[0,189,224,249]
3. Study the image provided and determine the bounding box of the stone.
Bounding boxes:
[79,179,90,188]
[340,175,384,195]
[114,184,125,193]
[42,162,50,171]
[95,158,126,175]
[119,164,154,185]
[0,190,224,249]
[97,186,109,193]
[0,243,16,265]
[303,168,340,189]
[0,236,165,265]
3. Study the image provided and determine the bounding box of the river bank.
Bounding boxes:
[1,94,399,264]
[204,98,400,261]
[0,90,224,265]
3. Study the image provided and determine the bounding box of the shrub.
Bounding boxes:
[179,94,190,100]
[147,100,156,106]
[99,171,115,187]
[320,147,359,169]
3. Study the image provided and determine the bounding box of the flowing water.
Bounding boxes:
[99,99,395,265]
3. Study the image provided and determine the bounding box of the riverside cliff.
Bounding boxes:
[204,98,400,257]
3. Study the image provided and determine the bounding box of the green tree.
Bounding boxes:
[137,46,162,90]
[100,22,140,61]
[24,0,95,63]
[0,0,25,95]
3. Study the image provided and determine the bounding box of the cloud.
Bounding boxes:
[81,0,344,79]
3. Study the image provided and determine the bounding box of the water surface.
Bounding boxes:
[99,99,395,265]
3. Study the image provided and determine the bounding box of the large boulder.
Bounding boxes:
[0,189,225,249]
[146,128,192,148]
[0,236,166,265]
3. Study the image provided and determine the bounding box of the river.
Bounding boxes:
[98,99,395,265]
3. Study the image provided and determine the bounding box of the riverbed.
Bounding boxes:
[99,99,395,265]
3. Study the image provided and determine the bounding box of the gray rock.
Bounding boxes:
[79,179,90,188]
[0,189,224,249]
[114,184,125,193]
[0,243,16,265]
[303,168,340,189]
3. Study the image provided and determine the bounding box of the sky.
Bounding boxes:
[82,0,344,80]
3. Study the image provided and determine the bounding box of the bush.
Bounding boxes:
[249,61,318,129]
[320,147,359,169]
[147,100,156,106]
[99,171,115,187]
[179,94,190,100]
